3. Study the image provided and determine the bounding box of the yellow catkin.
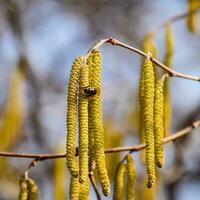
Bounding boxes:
[113,163,126,200]
[140,33,156,164]
[126,155,136,200]
[78,62,89,183]
[79,177,90,200]
[142,57,156,188]
[87,49,110,196]
[154,76,167,168]
[53,145,66,200]
[18,177,28,200]
[66,56,84,177]
[70,175,80,200]
[27,178,39,200]
[163,23,173,137]
[187,0,200,33]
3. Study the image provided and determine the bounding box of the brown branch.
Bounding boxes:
[89,171,102,200]
[86,38,200,82]
[152,5,200,35]
[0,119,199,160]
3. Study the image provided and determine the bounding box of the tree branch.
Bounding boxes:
[87,38,200,82]
[0,119,199,160]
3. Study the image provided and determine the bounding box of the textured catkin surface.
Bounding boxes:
[70,175,80,200]
[87,49,110,196]
[126,155,136,200]
[78,62,89,183]
[154,79,164,168]
[79,177,90,200]
[163,23,173,137]
[27,179,39,200]
[113,163,126,200]
[66,56,84,177]
[18,177,28,200]
[142,58,156,188]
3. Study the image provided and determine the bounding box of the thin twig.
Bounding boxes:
[0,119,199,160]
[89,171,102,200]
[87,38,200,82]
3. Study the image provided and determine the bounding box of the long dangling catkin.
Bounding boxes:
[66,56,84,177]
[142,56,156,188]
[154,75,168,168]
[70,175,80,200]
[139,32,156,164]
[78,61,89,183]
[113,163,126,200]
[18,177,28,200]
[187,0,200,33]
[163,23,173,137]
[27,178,39,200]
[126,154,136,200]
[79,177,90,200]
[87,49,110,196]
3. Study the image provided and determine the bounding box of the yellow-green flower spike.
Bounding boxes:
[187,0,200,33]
[126,155,136,200]
[142,56,156,188]
[79,177,90,200]
[113,163,126,200]
[70,175,80,200]
[78,62,89,183]
[154,75,168,168]
[66,56,84,177]
[87,49,110,196]
[164,23,174,67]
[18,177,28,200]
[27,178,39,200]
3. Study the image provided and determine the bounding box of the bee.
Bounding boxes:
[83,86,100,97]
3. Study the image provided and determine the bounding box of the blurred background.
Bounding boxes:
[0,0,200,199]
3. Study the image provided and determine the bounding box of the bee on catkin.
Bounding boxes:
[18,177,28,200]
[154,75,168,168]
[87,49,110,196]
[79,177,90,200]
[126,154,136,200]
[66,56,84,177]
[142,56,156,188]
[113,163,126,200]
[27,178,39,200]
[70,175,80,200]
[78,61,89,183]
[187,0,200,33]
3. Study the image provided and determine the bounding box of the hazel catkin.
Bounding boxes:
[18,177,28,200]
[154,75,168,168]
[126,155,136,200]
[113,163,126,200]
[70,176,80,200]
[78,62,89,183]
[66,56,84,177]
[142,56,156,188]
[187,0,200,33]
[79,177,90,200]
[87,49,110,196]
[27,178,39,200]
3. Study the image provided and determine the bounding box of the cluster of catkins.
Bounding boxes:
[18,176,38,200]
[113,154,136,200]
[66,49,110,198]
